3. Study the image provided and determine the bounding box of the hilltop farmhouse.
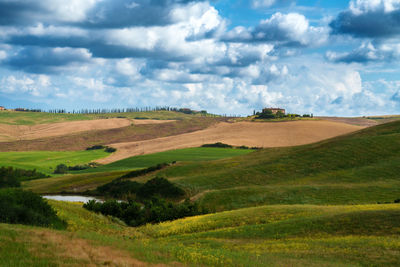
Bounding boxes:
[0,106,6,111]
[262,107,285,115]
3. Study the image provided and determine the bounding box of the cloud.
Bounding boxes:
[223,13,328,47]
[5,47,92,73]
[326,41,400,63]
[251,0,295,8]
[330,0,400,38]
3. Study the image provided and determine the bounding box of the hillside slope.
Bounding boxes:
[143,120,400,210]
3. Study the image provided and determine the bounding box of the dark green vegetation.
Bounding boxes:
[0,189,66,229]
[95,177,185,199]
[84,197,204,227]
[0,167,49,188]
[86,144,117,153]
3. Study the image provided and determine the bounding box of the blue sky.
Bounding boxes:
[1,0,400,116]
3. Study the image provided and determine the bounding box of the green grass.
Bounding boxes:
[77,147,254,173]
[0,110,210,125]
[0,150,108,175]
[2,202,400,266]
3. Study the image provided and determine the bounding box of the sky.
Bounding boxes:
[1,0,400,116]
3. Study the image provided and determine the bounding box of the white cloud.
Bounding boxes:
[349,0,400,15]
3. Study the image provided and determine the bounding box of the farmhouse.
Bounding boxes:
[263,107,286,115]
[0,106,6,111]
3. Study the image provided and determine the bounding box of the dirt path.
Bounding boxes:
[0,119,175,141]
[97,120,364,164]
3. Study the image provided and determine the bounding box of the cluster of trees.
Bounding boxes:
[45,106,212,116]
[201,142,260,150]
[255,109,313,119]
[86,145,117,153]
[202,142,233,148]
[0,188,66,229]
[95,177,185,199]
[0,167,66,229]
[53,162,101,174]
[84,197,206,227]
[0,167,49,187]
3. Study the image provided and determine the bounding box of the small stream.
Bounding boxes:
[43,195,102,203]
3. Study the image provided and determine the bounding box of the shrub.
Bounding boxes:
[104,146,117,153]
[0,188,66,229]
[53,164,68,174]
[394,199,400,203]
[202,142,233,148]
[86,145,106,150]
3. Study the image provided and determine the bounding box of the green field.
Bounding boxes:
[78,147,255,173]
[0,110,211,125]
[0,150,108,175]
[21,147,254,194]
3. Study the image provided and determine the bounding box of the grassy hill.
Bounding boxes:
[22,147,253,194]
[132,120,400,210]
[1,201,400,266]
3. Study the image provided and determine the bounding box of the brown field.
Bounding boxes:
[0,118,221,152]
[97,120,364,164]
[0,119,175,142]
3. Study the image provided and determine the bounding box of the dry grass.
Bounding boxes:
[27,229,165,267]
[98,120,364,164]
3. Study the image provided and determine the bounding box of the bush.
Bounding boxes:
[104,146,117,153]
[202,142,233,148]
[0,188,66,229]
[84,197,206,227]
[86,145,106,150]
[53,164,68,174]
[394,199,400,203]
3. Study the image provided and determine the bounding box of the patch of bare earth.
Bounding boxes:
[27,230,168,267]
[97,120,364,164]
[0,119,176,142]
